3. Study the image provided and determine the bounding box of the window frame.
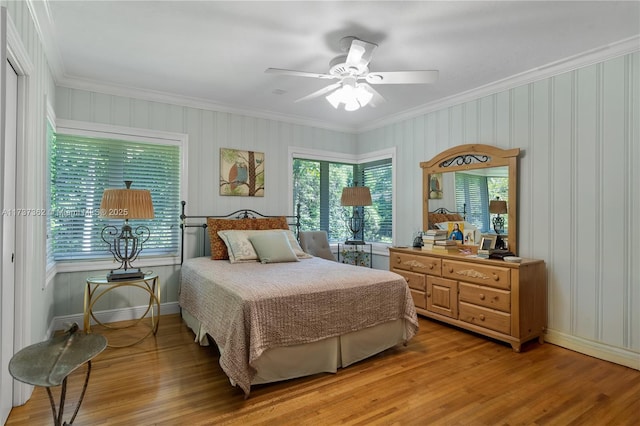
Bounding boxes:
[288,147,396,254]
[50,119,188,273]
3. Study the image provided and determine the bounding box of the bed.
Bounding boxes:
[178,202,419,396]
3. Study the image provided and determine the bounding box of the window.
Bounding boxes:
[455,171,508,233]
[292,149,394,245]
[49,122,184,262]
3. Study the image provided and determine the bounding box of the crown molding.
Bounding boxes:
[55,75,359,134]
[357,35,640,133]
[26,0,65,78]
[27,0,639,135]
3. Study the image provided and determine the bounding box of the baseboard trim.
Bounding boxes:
[545,328,640,370]
[49,302,181,335]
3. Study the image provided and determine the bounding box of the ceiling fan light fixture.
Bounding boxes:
[326,82,372,111]
[355,84,373,107]
[344,99,360,112]
[326,90,342,109]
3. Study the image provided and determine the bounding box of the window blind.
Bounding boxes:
[293,157,392,244]
[455,172,490,232]
[359,159,392,244]
[50,134,181,261]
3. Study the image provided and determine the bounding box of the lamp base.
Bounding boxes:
[107,268,145,282]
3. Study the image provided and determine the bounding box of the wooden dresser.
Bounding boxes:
[389,247,546,352]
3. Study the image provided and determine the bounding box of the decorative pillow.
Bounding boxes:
[217,229,311,263]
[217,230,260,263]
[207,216,289,260]
[249,231,299,264]
[283,230,312,259]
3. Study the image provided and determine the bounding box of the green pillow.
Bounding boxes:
[248,231,299,264]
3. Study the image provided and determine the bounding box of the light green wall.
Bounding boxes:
[359,52,640,354]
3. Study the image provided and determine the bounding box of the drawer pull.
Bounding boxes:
[493,273,500,281]
[426,292,431,298]
[479,294,485,300]
[395,256,401,264]
[479,314,486,321]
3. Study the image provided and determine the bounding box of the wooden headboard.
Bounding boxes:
[179,201,301,263]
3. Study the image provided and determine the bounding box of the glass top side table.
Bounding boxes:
[337,242,373,268]
[84,272,160,348]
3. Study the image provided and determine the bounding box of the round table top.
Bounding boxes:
[87,272,158,284]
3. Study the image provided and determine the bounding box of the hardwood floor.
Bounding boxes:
[6,314,640,425]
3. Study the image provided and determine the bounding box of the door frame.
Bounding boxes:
[4,9,34,407]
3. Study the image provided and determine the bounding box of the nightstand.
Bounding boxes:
[337,242,372,268]
[84,272,160,347]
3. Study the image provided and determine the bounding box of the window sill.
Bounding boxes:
[329,242,391,257]
[54,255,181,274]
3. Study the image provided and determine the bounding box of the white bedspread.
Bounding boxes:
[179,256,418,396]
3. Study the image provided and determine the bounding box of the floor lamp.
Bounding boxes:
[100,181,154,281]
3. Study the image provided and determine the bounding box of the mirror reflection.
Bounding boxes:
[422,144,519,254]
[429,167,508,248]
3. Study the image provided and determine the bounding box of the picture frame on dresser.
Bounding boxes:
[480,235,496,250]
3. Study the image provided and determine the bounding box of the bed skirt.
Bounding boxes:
[181,308,407,386]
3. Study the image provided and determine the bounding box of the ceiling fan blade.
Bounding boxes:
[365,70,439,85]
[294,82,342,103]
[359,83,386,107]
[345,39,377,69]
[265,68,337,80]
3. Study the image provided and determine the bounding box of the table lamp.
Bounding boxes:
[340,184,372,244]
[100,181,154,281]
[489,196,508,234]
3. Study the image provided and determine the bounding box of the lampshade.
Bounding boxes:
[341,186,372,207]
[489,198,508,215]
[100,181,154,219]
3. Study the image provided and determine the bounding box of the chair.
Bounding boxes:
[298,231,335,261]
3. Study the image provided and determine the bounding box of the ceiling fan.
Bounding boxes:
[265,36,439,111]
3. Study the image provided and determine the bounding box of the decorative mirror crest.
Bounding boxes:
[440,154,491,168]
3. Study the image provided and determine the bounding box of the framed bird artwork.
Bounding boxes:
[219,148,265,196]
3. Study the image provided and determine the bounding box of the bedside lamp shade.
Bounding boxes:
[100,186,154,219]
[340,186,372,207]
[489,199,507,215]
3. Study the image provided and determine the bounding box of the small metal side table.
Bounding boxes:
[9,324,106,426]
[337,242,373,268]
[84,272,160,348]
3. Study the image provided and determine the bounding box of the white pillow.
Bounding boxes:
[217,230,259,263]
[248,231,299,264]
[217,229,311,263]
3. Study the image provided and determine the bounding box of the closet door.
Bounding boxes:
[1,7,18,422]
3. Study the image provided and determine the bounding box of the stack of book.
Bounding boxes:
[422,229,447,250]
[432,239,460,252]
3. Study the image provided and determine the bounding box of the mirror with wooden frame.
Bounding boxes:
[420,144,520,255]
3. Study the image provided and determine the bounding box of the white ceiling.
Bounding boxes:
[32,1,640,132]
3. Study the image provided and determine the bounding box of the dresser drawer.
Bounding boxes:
[410,289,427,309]
[393,269,426,292]
[442,260,511,290]
[459,302,511,334]
[390,252,441,276]
[459,282,511,313]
